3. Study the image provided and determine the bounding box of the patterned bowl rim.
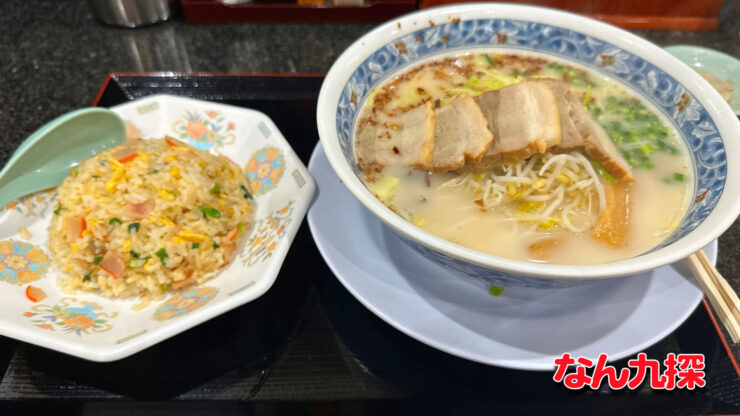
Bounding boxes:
[316,3,740,279]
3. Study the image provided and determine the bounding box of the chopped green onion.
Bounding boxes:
[83,273,92,282]
[128,251,150,267]
[210,184,220,194]
[128,258,147,268]
[92,175,100,179]
[489,285,504,297]
[591,159,618,184]
[212,242,220,249]
[199,207,221,219]
[192,243,200,249]
[237,222,244,234]
[581,84,592,109]
[240,185,252,200]
[674,173,684,182]
[109,217,122,225]
[128,222,140,233]
[484,53,494,65]
[54,205,63,215]
[93,256,103,265]
[155,248,168,265]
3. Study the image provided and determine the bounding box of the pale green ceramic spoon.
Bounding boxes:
[0,108,126,208]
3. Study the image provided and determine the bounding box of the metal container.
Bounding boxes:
[88,0,179,28]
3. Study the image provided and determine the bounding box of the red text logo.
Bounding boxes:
[553,353,706,390]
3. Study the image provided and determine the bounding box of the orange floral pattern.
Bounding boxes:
[0,241,49,285]
[172,110,235,150]
[24,298,117,335]
[245,146,285,195]
[2,188,56,217]
[152,286,219,321]
[240,200,295,266]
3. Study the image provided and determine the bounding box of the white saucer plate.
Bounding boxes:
[307,145,710,371]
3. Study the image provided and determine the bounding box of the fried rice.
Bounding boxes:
[48,137,254,299]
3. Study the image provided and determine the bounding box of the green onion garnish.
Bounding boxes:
[109,217,122,225]
[192,243,200,249]
[155,248,168,265]
[210,184,220,194]
[199,207,221,219]
[581,84,592,109]
[240,185,252,200]
[128,222,140,233]
[54,205,63,215]
[93,256,103,265]
[128,258,147,268]
[83,273,92,282]
[489,285,504,297]
[590,159,618,184]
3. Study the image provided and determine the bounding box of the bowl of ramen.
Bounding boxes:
[316,4,740,287]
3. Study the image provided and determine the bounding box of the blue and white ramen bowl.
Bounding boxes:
[316,4,740,288]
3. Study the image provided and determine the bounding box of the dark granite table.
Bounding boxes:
[1,0,739,412]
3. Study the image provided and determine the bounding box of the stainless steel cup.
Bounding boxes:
[87,0,179,28]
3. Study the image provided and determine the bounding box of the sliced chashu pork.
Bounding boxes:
[541,79,634,182]
[538,79,585,152]
[429,96,494,171]
[526,78,634,182]
[472,81,562,171]
[355,101,435,172]
[584,118,634,182]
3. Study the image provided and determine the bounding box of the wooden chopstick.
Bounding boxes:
[686,250,740,343]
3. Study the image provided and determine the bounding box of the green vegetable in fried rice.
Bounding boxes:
[199,206,221,219]
[155,248,168,265]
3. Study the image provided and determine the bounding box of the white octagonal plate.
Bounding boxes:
[0,95,315,361]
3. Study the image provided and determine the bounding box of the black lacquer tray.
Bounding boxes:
[0,74,737,415]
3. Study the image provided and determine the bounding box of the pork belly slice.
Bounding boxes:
[472,80,562,171]
[430,96,494,171]
[540,79,587,152]
[584,118,635,183]
[355,101,435,172]
[537,79,634,182]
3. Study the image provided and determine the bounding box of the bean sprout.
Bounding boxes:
[439,151,605,234]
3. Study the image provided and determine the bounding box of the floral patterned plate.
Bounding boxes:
[0,95,315,361]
